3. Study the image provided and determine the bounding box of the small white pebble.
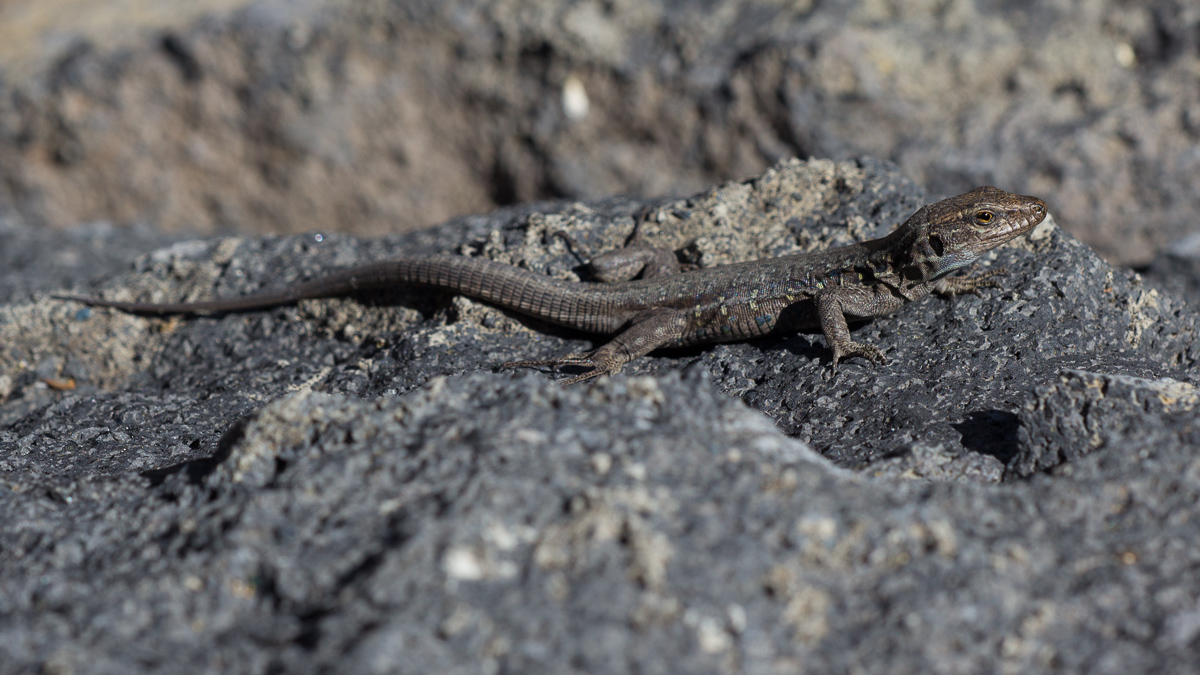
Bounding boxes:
[591,452,613,475]
[562,75,590,120]
[727,604,748,634]
[443,546,484,580]
[625,462,646,481]
[1115,43,1136,68]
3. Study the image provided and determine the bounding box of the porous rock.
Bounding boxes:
[3,158,1200,672]
[1011,370,1199,479]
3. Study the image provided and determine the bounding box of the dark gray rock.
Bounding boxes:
[3,158,1200,672]
[1011,369,1199,479]
[1141,233,1200,312]
[0,215,182,305]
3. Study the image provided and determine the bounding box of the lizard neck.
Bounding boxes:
[863,218,952,287]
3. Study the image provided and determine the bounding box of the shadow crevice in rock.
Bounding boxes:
[953,410,1021,467]
[143,414,250,488]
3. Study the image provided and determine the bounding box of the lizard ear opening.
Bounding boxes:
[929,235,945,257]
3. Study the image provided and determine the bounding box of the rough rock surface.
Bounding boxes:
[1011,369,1199,479]
[1,0,1199,264]
[1142,233,1200,313]
[4,158,1200,672]
[0,214,180,305]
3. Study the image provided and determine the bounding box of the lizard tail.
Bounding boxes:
[56,256,625,333]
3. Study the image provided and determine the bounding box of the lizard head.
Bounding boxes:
[885,186,1048,282]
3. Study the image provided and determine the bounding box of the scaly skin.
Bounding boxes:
[57,187,1047,383]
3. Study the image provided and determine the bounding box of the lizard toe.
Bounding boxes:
[830,342,888,368]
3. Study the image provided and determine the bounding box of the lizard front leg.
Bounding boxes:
[815,287,905,367]
[500,310,689,384]
[932,269,1007,297]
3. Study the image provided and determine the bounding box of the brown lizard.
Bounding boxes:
[58,187,1047,383]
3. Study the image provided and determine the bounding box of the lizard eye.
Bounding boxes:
[975,210,994,224]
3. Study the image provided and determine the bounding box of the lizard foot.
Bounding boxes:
[934,268,1008,297]
[497,354,613,384]
[830,341,889,369]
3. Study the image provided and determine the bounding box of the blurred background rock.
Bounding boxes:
[0,0,1196,266]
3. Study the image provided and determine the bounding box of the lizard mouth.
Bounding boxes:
[985,206,1046,246]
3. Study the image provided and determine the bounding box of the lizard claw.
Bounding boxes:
[830,342,889,369]
[933,268,1008,297]
[497,353,612,384]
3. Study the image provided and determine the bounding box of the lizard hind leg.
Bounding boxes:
[497,352,610,384]
[497,310,689,384]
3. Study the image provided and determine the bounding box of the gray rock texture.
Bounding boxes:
[1012,369,1200,479]
[1,0,1199,264]
[0,216,179,306]
[1143,233,1200,313]
[4,158,1200,672]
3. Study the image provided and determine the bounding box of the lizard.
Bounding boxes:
[56,186,1047,384]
